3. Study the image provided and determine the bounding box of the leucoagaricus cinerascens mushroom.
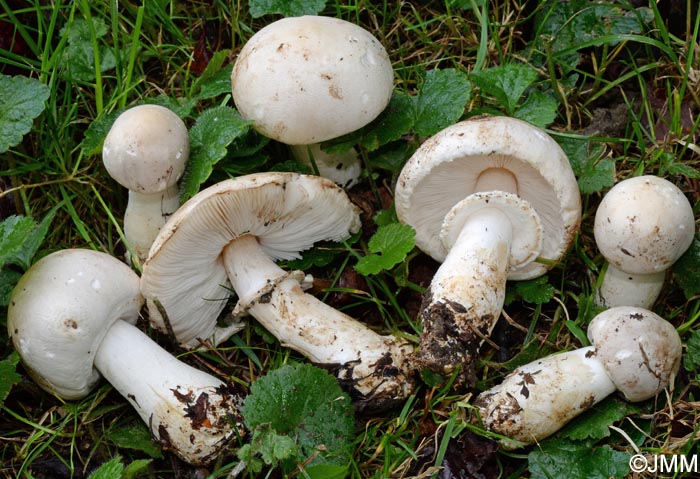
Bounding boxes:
[102,104,189,262]
[394,116,581,382]
[475,306,681,448]
[7,249,244,465]
[594,175,695,308]
[230,15,394,188]
[141,172,416,405]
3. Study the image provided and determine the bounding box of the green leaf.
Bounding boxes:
[249,0,328,18]
[558,397,639,441]
[122,459,152,479]
[355,223,416,276]
[87,456,124,479]
[529,439,630,479]
[12,206,58,271]
[514,90,560,128]
[242,363,354,468]
[180,106,250,201]
[80,109,122,155]
[514,276,555,304]
[413,68,471,137]
[673,237,700,300]
[304,463,349,479]
[0,215,35,267]
[683,329,700,374]
[0,269,22,307]
[470,63,537,114]
[558,136,614,194]
[0,74,50,153]
[106,422,164,459]
[60,18,118,82]
[0,352,21,406]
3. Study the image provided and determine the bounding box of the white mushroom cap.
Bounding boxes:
[593,175,695,275]
[395,116,581,280]
[7,249,142,400]
[587,306,682,402]
[231,15,393,145]
[102,104,189,194]
[141,172,361,348]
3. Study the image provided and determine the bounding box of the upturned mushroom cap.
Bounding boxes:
[7,249,142,400]
[395,116,581,280]
[102,104,189,194]
[587,306,682,402]
[593,175,695,275]
[231,15,394,145]
[141,172,361,348]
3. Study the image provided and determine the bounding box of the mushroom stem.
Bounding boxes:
[596,264,666,309]
[94,319,244,466]
[222,234,416,404]
[289,144,362,189]
[475,346,616,448]
[475,167,518,193]
[420,207,512,380]
[124,186,180,261]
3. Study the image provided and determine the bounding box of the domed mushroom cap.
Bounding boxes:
[102,104,189,193]
[141,172,361,347]
[7,249,142,400]
[587,306,682,402]
[231,15,394,145]
[593,175,695,275]
[394,116,581,280]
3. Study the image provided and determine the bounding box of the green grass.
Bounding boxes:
[1,0,700,478]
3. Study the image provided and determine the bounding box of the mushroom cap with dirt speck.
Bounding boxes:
[394,116,581,280]
[102,104,189,194]
[140,172,362,348]
[593,175,695,275]
[230,15,394,145]
[7,249,143,400]
[587,306,682,402]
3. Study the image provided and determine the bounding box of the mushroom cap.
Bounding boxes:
[231,15,394,145]
[587,306,682,402]
[395,116,581,280]
[593,175,695,275]
[140,172,362,348]
[7,249,143,400]
[102,104,189,193]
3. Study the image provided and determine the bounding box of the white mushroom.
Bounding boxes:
[231,15,394,188]
[475,306,681,448]
[7,249,244,465]
[102,104,189,262]
[140,172,416,405]
[594,175,695,308]
[394,116,581,382]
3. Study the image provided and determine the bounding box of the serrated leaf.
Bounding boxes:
[514,276,555,304]
[0,352,21,406]
[106,423,164,459]
[558,397,639,441]
[0,215,36,267]
[249,0,328,18]
[514,90,560,128]
[528,439,630,479]
[196,63,235,100]
[470,63,537,115]
[413,68,471,137]
[80,109,122,155]
[673,237,700,300]
[0,74,50,153]
[558,136,615,194]
[682,329,700,373]
[87,456,124,479]
[355,223,415,276]
[180,106,250,201]
[242,363,354,468]
[60,18,118,82]
[12,206,57,270]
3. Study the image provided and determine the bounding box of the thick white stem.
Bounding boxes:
[289,143,362,189]
[475,346,616,448]
[94,320,243,465]
[475,167,518,193]
[596,264,666,309]
[420,207,512,378]
[124,185,180,260]
[223,235,415,403]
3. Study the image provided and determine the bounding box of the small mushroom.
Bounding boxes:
[102,104,189,262]
[593,175,695,308]
[141,172,416,404]
[231,15,394,188]
[7,249,244,465]
[394,116,581,382]
[475,306,681,448]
